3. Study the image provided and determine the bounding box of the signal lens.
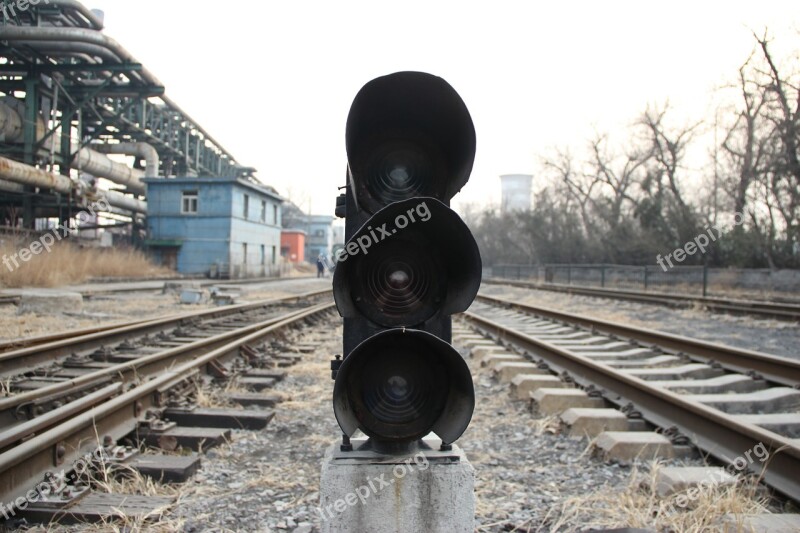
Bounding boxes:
[366,142,435,205]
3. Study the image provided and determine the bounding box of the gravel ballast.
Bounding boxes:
[480,283,800,360]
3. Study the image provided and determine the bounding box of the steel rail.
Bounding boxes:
[463,308,800,501]
[0,288,332,375]
[0,302,334,506]
[0,384,121,452]
[0,296,332,425]
[0,317,158,353]
[475,293,800,386]
[483,278,800,321]
[0,283,325,352]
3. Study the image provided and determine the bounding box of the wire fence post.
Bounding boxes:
[600,265,606,288]
[702,266,708,297]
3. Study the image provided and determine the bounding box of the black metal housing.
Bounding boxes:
[345,72,476,215]
[333,197,481,328]
[333,329,475,445]
[334,71,479,448]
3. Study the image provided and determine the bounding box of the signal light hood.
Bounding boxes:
[345,71,476,214]
[333,197,482,327]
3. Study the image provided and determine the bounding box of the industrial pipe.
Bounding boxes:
[0,156,73,193]
[42,0,105,30]
[102,190,147,213]
[0,102,146,194]
[92,142,159,178]
[0,101,23,141]
[0,179,25,193]
[0,156,146,214]
[0,25,237,163]
[75,148,146,194]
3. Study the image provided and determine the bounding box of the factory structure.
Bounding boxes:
[0,2,297,278]
[500,174,533,213]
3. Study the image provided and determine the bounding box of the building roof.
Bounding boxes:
[308,214,335,223]
[142,177,283,201]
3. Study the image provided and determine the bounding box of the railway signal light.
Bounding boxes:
[332,71,480,451]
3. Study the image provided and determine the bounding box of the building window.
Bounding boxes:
[242,243,248,264]
[261,200,267,223]
[181,191,198,214]
[261,244,266,266]
[272,246,277,265]
[243,195,250,219]
[273,204,278,225]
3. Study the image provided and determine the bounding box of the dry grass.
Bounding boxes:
[0,239,170,288]
[191,377,259,409]
[16,446,186,533]
[0,377,12,397]
[540,460,772,532]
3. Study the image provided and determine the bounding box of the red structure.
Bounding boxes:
[281,230,306,263]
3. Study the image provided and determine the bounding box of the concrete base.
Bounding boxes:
[627,364,723,381]
[17,289,83,315]
[651,374,765,394]
[655,466,735,497]
[471,346,508,361]
[593,431,675,462]
[510,374,569,400]
[480,354,525,369]
[559,408,629,438]
[319,438,474,533]
[530,388,604,415]
[690,388,800,414]
[719,513,800,533]
[494,362,548,382]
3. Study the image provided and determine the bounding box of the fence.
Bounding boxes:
[491,264,800,300]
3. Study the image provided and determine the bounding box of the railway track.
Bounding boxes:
[0,291,335,524]
[483,278,800,321]
[0,287,330,355]
[461,293,800,504]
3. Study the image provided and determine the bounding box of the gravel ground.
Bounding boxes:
[480,283,800,360]
[3,281,785,531]
[0,278,331,341]
[166,319,717,533]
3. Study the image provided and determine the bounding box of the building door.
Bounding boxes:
[163,249,178,270]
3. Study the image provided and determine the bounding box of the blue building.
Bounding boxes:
[143,177,283,278]
[305,214,334,264]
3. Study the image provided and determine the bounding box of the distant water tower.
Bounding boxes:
[500,174,533,213]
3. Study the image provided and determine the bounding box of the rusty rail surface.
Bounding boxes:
[483,278,800,321]
[0,301,334,507]
[464,298,800,502]
[0,288,332,374]
[475,293,800,386]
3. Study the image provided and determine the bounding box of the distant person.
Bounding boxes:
[316,255,326,278]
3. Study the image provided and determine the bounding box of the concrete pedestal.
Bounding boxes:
[319,438,474,533]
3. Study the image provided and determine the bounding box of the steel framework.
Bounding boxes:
[0,0,252,231]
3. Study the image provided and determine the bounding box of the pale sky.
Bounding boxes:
[89,0,798,215]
